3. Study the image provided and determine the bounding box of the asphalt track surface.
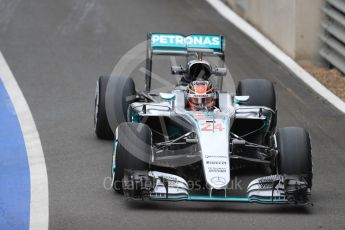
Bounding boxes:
[1,0,345,229]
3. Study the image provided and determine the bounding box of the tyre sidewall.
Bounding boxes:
[277,127,312,188]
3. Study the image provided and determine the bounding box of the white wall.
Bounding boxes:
[226,0,325,64]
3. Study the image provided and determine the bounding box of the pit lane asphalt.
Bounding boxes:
[0,0,345,229]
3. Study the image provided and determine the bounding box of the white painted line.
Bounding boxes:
[206,0,345,113]
[0,51,49,230]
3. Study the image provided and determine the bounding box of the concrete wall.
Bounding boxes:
[226,0,325,65]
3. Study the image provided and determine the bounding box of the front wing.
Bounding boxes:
[122,170,310,205]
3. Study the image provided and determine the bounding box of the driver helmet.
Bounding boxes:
[187,80,216,110]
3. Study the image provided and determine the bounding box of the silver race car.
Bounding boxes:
[94,33,312,205]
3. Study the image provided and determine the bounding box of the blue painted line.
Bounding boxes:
[0,80,30,230]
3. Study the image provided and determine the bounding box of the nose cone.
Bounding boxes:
[195,117,231,190]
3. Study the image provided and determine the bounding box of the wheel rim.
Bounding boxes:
[94,80,99,131]
[111,141,118,179]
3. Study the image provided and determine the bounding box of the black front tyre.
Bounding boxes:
[277,127,312,188]
[112,122,151,193]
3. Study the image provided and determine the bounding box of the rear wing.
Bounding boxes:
[149,33,225,55]
[145,33,225,91]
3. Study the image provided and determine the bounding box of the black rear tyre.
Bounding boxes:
[94,76,114,140]
[235,79,277,144]
[106,76,136,133]
[236,79,276,110]
[277,127,312,188]
[112,122,151,193]
[94,76,136,140]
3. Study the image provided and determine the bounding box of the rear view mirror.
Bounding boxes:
[160,93,176,101]
[212,67,227,76]
[234,96,250,103]
[171,66,187,75]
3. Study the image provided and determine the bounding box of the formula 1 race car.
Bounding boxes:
[94,33,312,205]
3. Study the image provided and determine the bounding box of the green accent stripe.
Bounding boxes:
[150,195,288,203]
